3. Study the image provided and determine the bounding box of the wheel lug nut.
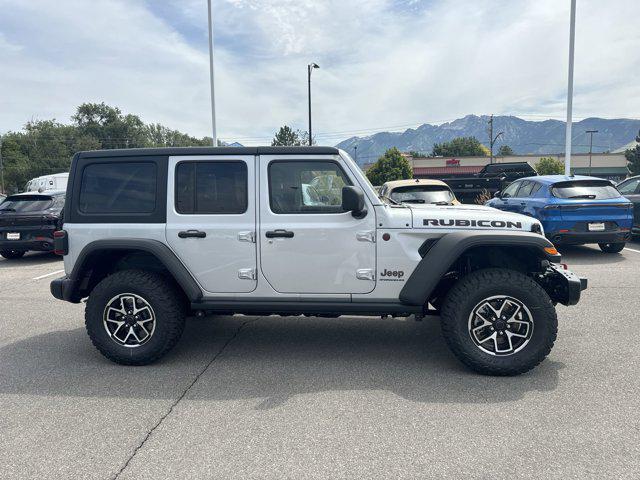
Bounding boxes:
[490,327,494,331]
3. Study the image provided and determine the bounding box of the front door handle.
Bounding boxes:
[178,230,206,239]
[265,229,294,238]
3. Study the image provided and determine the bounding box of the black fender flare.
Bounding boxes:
[399,231,560,306]
[66,239,202,302]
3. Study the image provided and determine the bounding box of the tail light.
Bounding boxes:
[53,230,68,256]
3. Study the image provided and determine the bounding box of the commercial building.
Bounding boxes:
[398,152,629,181]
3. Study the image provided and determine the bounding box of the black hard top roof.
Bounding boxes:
[77,146,340,158]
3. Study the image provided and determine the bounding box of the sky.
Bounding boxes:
[0,0,639,145]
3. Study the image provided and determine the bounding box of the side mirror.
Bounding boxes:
[494,191,502,199]
[342,186,367,219]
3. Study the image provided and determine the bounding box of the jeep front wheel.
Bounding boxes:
[85,269,186,365]
[440,268,557,376]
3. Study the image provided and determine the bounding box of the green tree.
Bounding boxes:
[497,145,514,156]
[625,130,640,175]
[408,150,428,158]
[535,157,564,175]
[0,103,213,193]
[432,136,488,157]
[365,147,412,185]
[271,125,303,146]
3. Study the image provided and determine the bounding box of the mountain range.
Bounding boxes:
[335,115,640,166]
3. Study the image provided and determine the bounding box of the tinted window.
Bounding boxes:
[390,185,455,204]
[501,181,521,198]
[617,178,640,195]
[551,180,621,200]
[530,182,542,197]
[0,195,53,213]
[269,161,351,214]
[79,163,156,214]
[175,162,247,214]
[516,181,535,197]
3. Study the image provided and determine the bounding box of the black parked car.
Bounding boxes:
[616,176,640,235]
[0,191,65,259]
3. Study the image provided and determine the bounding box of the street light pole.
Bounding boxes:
[564,0,577,176]
[586,129,598,176]
[0,134,5,194]
[354,145,358,163]
[207,0,217,146]
[307,63,319,146]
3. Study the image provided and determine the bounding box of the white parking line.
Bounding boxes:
[624,247,640,254]
[33,269,65,280]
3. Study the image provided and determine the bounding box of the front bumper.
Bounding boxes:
[50,275,81,303]
[546,229,631,246]
[538,264,587,306]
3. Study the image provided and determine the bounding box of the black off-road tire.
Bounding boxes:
[598,242,625,253]
[1,250,26,260]
[440,268,557,376]
[85,269,186,365]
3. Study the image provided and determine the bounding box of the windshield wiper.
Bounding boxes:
[0,208,15,212]
[382,196,400,205]
[568,194,596,199]
[431,201,451,205]
[402,199,426,204]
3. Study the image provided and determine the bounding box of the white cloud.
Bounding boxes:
[0,0,638,144]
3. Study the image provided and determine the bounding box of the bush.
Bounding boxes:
[535,157,564,175]
[366,147,412,185]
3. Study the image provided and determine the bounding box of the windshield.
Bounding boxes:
[551,180,620,200]
[0,195,55,213]
[389,185,455,204]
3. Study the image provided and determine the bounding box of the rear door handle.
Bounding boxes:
[178,230,206,239]
[265,229,294,238]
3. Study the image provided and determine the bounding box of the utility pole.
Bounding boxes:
[207,0,217,146]
[488,114,504,164]
[586,130,598,176]
[307,63,319,146]
[0,134,4,194]
[564,0,577,176]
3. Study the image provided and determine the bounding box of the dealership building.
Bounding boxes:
[393,152,629,181]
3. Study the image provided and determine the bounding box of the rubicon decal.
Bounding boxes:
[423,219,523,229]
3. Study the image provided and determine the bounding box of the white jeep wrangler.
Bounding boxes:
[51,146,586,375]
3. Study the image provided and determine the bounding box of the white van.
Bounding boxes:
[25,173,69,193]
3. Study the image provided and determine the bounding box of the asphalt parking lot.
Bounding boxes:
[1,244,639,480]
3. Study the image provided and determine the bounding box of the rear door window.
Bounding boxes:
[551,180,621,200]
[175,161,247,214]
[79,163,157,213]
[516,181,535,198]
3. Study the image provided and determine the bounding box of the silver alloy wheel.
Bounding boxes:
[103,293,156,348]
[468,295,534,356]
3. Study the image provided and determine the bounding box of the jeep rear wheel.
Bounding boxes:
[85,269,186,365]
[440,268,557,376]
[1,250,26,260]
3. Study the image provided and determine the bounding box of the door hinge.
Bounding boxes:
[356,268,375,281]
[238,268,257,280]
[356,230,376,243]
[238,231,256,243]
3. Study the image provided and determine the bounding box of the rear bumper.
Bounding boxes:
[0,228,56,252]
[50,275,81,303]
[546,230,631,245]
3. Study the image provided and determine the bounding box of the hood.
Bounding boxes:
[407,204,542,234]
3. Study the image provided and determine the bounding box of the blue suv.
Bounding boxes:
[487,175,633,253]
